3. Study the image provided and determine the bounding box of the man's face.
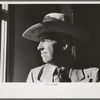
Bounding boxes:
[37,39,57,63]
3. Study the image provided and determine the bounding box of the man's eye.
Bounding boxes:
[41,40,45,42]
[46,39,51,42]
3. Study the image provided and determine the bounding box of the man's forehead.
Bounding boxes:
[38,32,72,42]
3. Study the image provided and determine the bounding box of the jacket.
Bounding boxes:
[26,64,100,82]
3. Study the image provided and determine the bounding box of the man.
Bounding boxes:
[22,12,100,82]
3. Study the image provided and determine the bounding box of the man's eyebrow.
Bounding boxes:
[41,38,50,41]
[40,39,48,42]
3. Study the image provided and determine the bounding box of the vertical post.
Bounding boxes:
[0,4,8,82]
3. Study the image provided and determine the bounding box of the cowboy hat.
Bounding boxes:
[22,12,90,45]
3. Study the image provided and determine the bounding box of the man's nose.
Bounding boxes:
[37,42,44,51]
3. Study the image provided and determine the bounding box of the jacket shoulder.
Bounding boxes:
[26,64,47,82]
[31,64,45,73]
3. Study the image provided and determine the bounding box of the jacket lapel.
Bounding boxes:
[40,64,56,82]
[69,69,85,82]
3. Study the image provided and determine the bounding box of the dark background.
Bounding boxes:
[6,4,100,82]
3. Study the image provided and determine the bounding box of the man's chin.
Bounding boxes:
[42,59,49,63]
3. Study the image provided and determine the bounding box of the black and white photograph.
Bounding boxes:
[2,4,99,83]
[0,2,100,98]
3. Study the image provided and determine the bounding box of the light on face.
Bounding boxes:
[37,39,57,63]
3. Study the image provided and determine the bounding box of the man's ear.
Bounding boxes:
[62,40,69,51]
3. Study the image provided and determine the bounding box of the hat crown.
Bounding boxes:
[43,13,71,23]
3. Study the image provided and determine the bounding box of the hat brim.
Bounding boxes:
[22,21,90,45]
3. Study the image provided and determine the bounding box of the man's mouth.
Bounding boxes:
[41,52,47,56]
[41,51,47,54]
